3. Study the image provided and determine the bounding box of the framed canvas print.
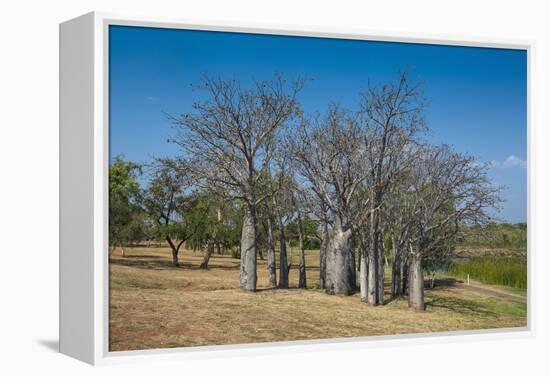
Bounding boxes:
[59,12,532,365]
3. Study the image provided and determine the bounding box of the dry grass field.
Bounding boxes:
[109,246,527,351]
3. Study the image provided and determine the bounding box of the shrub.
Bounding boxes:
[230,248,241,259]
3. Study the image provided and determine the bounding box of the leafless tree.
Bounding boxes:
[291,105,367,295]
[170,74,304,291]
[357,71,428,305]
[405,145,501,310]
[384,172,420,298]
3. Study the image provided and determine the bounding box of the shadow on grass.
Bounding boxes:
[110,256,240,271]
[253,286,280,292]
[383,278,466,305]
[425,296,497,316]
[427,278,465,290]
[122,255,162,259]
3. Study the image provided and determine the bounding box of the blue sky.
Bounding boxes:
[109,25,527,223]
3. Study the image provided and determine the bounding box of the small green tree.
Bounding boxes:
[142,159,198,267]
[109,157,143,257]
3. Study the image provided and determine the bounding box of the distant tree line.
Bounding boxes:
[109,71,502,311]
[457,222,526,249]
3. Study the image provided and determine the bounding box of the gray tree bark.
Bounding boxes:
[402,259,409,295]
[325,224,354,295]
[240,203,257,291]
[348,244,357,290]
[367,214,382,305]
[408,253,425,310]
[367,246,378,304]
[391,236,402,298]
[359,236,369,302]
[319,221,329,289]
[359,246,368,302]
[297,211,307,289]
[266,217,277,287]
[391,255,402,298]
[376,231,385,304]
[278,222,289,289]
[199,239,215,269]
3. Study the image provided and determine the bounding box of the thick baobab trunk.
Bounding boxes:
[240,203,257,291]
[297,212,307,289]
[408,253,425,310]
[266,217,277,287]
[325,224,354,295]
[199,239,215,269]
[319,221,328,289]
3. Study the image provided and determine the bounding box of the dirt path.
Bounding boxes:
[454,281,527,304]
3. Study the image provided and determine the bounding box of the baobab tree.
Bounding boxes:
[170,74,304,291]
[358,72,428,305]
[384,172,421,298]
[291,105,367,295]
[406,145,501,310]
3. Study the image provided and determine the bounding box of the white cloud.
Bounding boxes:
[487,155,526,169]
[502,155,527,169]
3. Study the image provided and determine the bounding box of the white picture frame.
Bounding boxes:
[59,11,535,365]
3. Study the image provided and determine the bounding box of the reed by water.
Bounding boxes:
[447,256,527,290]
